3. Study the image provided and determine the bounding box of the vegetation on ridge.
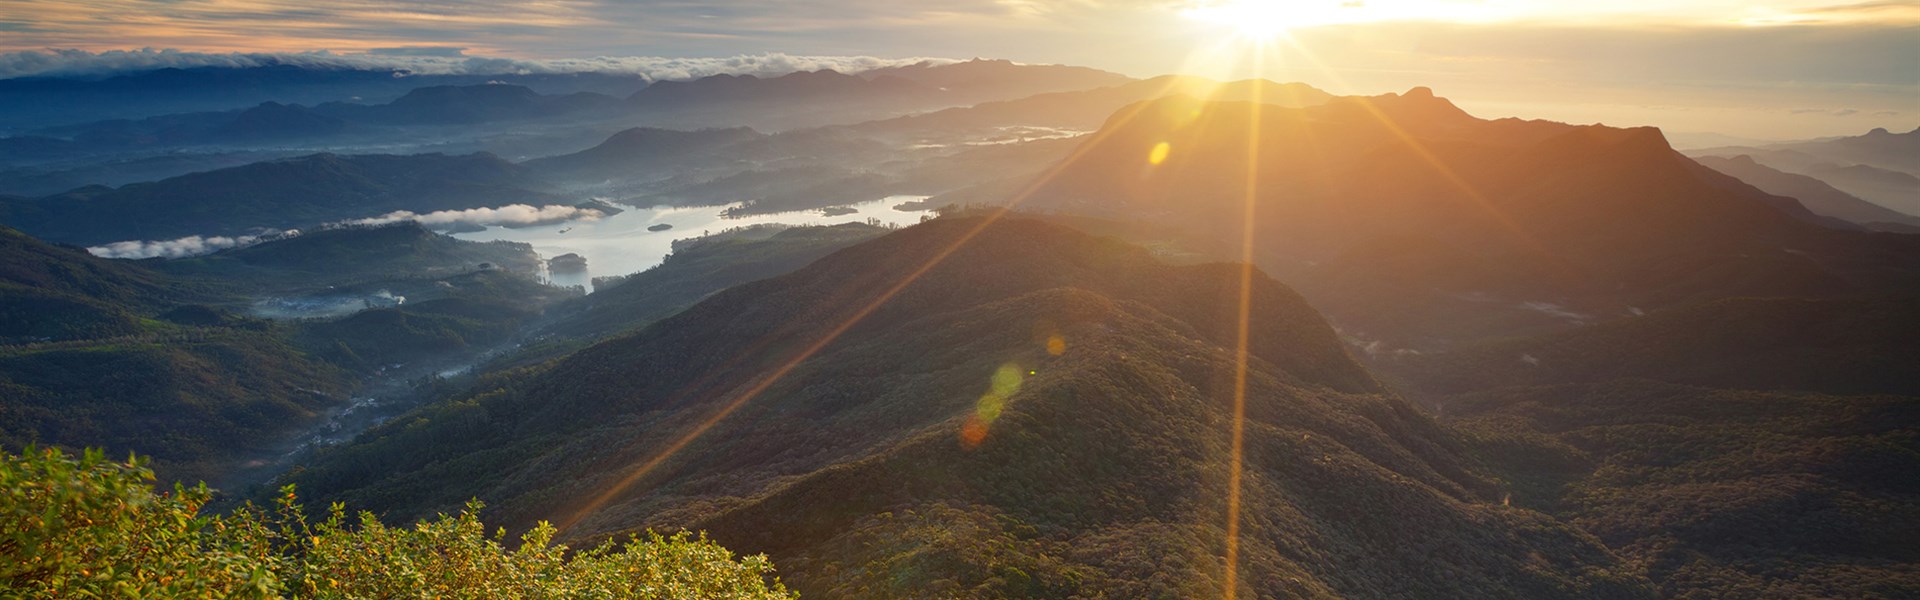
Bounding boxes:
[0,446,795,599]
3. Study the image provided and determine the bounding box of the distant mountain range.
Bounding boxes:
[1689,126,1920,216]
[623,60,1132,128]
[12,84,625,155]
[0,64,651,130]
[1695,155,1920,231]
[0,152,557,245]
[1,59,1135,159]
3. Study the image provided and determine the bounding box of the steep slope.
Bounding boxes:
[1695,155,1920,231]
[286,217,1647,598]
[0,152,557,245]
[0,226,350,483]
[0,225,177,341]
[1021,89,1920,348]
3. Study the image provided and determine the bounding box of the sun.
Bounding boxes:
[1183,0,1366,40]
[1182,0,1494,40]
[1183,0,1304,40]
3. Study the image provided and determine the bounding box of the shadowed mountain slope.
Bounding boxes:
[1019,89,1920,348]
[0,226,349,483]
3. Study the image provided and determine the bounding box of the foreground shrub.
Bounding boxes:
[0,447,793,599]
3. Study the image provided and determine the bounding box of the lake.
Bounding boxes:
[452,195,935,292]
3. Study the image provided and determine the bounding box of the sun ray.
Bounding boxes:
[1222,45,1264,600]
[556,73,1232,535]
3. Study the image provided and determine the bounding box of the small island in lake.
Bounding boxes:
[819,206,858,217]
[548,253,588,273]
[647,223,674,232]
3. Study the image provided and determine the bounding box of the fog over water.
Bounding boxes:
[452,195,934,291]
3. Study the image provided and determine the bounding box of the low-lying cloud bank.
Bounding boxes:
[339,204,606,229]
[0,49,957,81]
[88,230,297,259]
[84,203,604,260]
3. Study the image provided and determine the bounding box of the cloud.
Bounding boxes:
[1791,107,1863,116]
[336,204,607,228]
[366,46,470,57]
[1790,0,1920,21]
[0,48,957,80]
[88,230,297,259]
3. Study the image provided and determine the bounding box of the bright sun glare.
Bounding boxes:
[1183,0,1496,40]
[1184,0,1305,40]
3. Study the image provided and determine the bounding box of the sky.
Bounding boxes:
[0,0,1915,139]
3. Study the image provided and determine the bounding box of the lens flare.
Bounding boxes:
[1148,141,1173,165]
[961,362,1026,448]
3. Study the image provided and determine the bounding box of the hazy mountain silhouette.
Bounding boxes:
[1695,155,1920,231]
[522,126,767,180]
[856,58,1132,103]
[1803,162,1920,216]
[284,217,1648,598]
[315,84,625,124]
[1689,126,1920,215]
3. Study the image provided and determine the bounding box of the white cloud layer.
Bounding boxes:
[0,49,957,80]
[88,230,296,259]
[340,204,607,228]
